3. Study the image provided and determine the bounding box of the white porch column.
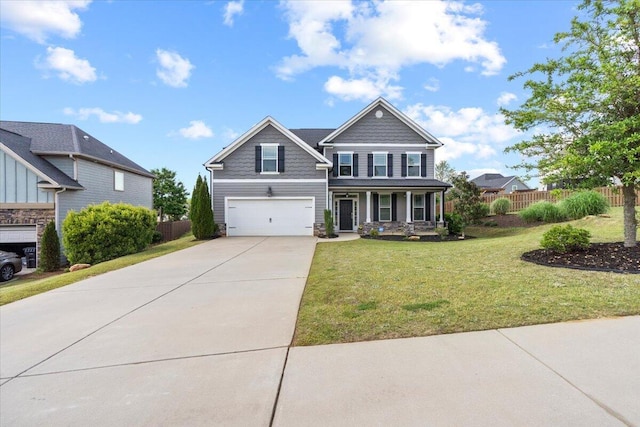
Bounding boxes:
[366,191,371,222]
[439,190,445,224]
[406,191,412,222]
[329,191,333,215]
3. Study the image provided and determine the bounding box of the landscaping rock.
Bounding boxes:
[69,263,91,272]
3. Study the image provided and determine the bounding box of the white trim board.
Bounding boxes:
[213,179,326,183]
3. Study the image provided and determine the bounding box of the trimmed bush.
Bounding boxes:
[324,209,335,237]
[491,198,511,215]
[519,201,566,223]
[444,213,464,234]
[560,190,609,219]
[190,175,215,239]
[39,221,60,272]
[541,225,591,253]
[62,202,156,265]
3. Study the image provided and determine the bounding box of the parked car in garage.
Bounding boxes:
[0,250,23,282]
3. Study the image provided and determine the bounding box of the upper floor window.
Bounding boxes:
[114,170,124,191]
[373,153,387,177]
[339,153,353,177]
[255,144,284,173]
[407,153,420,177]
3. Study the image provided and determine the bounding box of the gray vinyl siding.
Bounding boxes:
[0,149,53,203]
[42,156,74,179]
[325,146,435,180]
[211,181,326,224]
[334,191,434,225]
[216,124,325,180]
[332,106,426,145]
[57,158,152,231]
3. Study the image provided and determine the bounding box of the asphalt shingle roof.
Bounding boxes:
[0,121,153,178]
[289,128,335,148]
[471,173,515,189]
[0,128,84,189]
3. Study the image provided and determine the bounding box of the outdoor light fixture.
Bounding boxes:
[267,186,273,197]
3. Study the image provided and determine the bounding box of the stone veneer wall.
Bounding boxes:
[0,208,56,266]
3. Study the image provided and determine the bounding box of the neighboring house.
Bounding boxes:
[204,98,451,236]
[0,121,154,265]
[471,173,530,194]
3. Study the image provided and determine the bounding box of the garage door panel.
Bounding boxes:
[227,198,314,236]
[0,226,36,243]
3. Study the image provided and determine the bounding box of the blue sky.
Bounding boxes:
[1,0,579,193]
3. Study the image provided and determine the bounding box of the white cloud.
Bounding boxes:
[177,121,214,139]
[423,78,440,92]
[156,49,194,88]
[223,0,244,26]
[222,128,239,142]
[497,92,517,106]
[41,46,97,84]
[0,0,91,43]
[324,75,402,102]
[64,107,142,124]
[277,0,505,100]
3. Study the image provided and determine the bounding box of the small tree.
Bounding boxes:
[450,172,485,236]
[324,209,335,237]
[435,160,457,185]
[39,221,60,272]
[190,175,215,239]
[151,167,189,221]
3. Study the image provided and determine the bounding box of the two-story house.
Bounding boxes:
[204,98,451,236]
[0,121,154,265]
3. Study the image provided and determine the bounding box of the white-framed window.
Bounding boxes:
[379,194,391,221]
[114,170,124,191]
[373,153,387,177]
[338,153,353,177]
[407,153,421,177]
[512,184,518,192]
[262,144,278,173]
[413,194,425,221]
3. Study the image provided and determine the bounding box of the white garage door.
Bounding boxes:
[0,225,37,243]
[226,197,314,236]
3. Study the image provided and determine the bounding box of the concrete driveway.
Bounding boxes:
[1,237,316,426]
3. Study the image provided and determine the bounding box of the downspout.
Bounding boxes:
[53,187,67,268]
[69,154,78,180]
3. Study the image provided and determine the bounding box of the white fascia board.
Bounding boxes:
[318,97,443,147]
[316,163,332,170]
[0,142,62,188]
[207,163,224,171]
[205,116,332,166]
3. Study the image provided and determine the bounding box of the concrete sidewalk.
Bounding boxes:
[274,316,640,427]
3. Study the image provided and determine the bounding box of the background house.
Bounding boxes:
[471,173,530,194]
[0,121,154,266]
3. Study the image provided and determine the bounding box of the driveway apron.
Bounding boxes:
[0,237,316,426]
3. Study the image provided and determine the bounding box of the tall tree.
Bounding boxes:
[190,175,203,238]
[502,0,640,247]
[151,168,189,221]
[450,172,485,237]
[435,160,457,184]
[190,175,215,239]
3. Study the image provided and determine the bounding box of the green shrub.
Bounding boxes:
[491,198,511,215]
[151,230,163,243]
[190,175,215,239]
[39,221,60,272]
[444,213,464,234]
[370,229,379,237]
[560,190,609,219]
[62,202,156,265]
[324,209,335,237]
[435,227,450,240]
[473,203,491,223]
[519,201,566,223]
[541,225,591,253]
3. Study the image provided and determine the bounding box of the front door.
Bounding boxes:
[339,199,353,231]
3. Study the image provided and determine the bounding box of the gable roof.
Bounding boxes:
[318,97,443,147]
[0,129,84,190]
[205,117,332,166]
[0,121,154,178]
[471,173,527,189]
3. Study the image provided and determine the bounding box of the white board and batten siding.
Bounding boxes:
[225,197,315,236]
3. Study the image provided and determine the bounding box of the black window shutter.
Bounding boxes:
[426,193,432,221]
[401,154,407,177]
[391,193,397,221]
[353,153,359,177]
[373,193,379,221]
[367,154,373,177]
[387,153,393,177]
[333,153,338,177]
[278,146,285,172]
[421,153,427,177]
[255,146,262,172]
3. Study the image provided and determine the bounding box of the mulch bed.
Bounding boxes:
[522,242,640,274]
[360,234,472,242]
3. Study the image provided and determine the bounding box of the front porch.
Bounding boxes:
[329,187,447,236]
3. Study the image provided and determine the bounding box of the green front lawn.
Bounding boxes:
[0,233,205,306]
[294,207,640,346]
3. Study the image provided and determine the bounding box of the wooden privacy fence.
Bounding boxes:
[156,220,191,241]
[439,186,639,214]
